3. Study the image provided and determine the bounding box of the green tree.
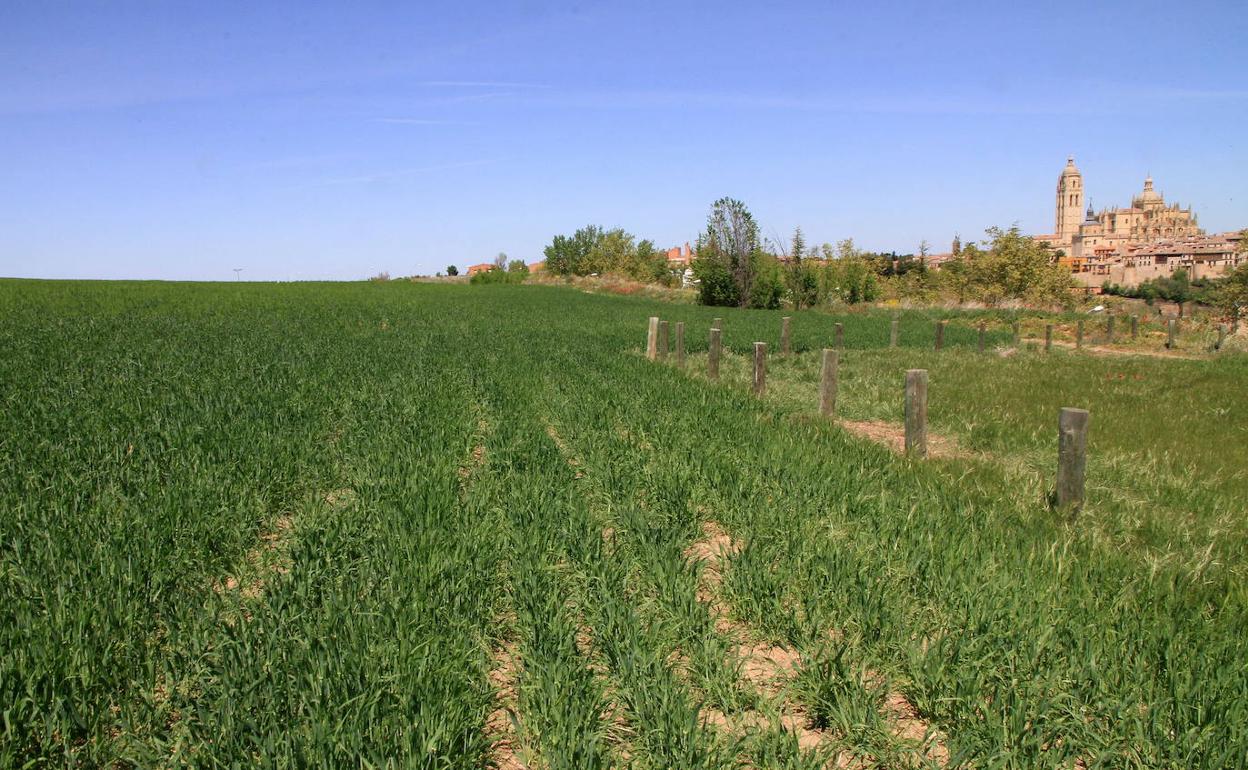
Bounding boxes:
[446,265,459,276]
[543,226,604,275]
[692,197,764,307]
[783,227,819,309]
[749,254,785,309]
[1215,261,1248,318]
[818,239,878,304]
[585,228,635,275]
[937,226,1073,305]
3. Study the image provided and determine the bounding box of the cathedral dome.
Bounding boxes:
[1134,176,1163,208]
[1060,156,1081,176]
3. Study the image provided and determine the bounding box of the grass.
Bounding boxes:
[1,279,1245,768]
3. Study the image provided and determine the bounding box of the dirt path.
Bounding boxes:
[486,639,528,770]
[837,420,964,459]
[1044,339,1202,360]
[686,521,951,768]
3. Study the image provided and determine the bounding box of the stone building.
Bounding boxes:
[1036,156,1203,258]
[1034,156,1242,289]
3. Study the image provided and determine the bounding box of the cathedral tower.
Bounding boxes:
[1055,156,1084,246]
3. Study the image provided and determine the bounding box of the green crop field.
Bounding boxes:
[2,279,1246,769]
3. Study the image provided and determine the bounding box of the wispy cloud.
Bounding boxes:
[236,152,360,171]
[417,80,550,89]
[303,158,496,187]
[375,117,473,125]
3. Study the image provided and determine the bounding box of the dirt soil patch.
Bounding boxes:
[486,639,527,770]
[838,420,963,459]
[1047,339,1201,360]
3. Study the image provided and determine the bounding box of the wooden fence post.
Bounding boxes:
[781,316,792,356]
[708,328,722,380]
[1166,319,1177,349]
[934,321,945,351]
[1131,315,1138,340]
[675,322,686,369]
[752,342,767,396]
[1106,315,1115,343]
[1215,324,1227,351]
[834,322,844,350]
[1045,324,1053,352]
[905,369,928,458]
[658,320,669,361]
[1076,320,1084,349]
[977,321,986,353]
[890,315,899,348]
[1012,320,1020,346]
[646,316,659,360]
[712,317,722,330]
[819,349,838,417]
[1056,407,1089,511]
[1233,307,1240,333]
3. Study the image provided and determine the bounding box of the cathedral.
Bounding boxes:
[1033,156,1243,290]
[1038,156,1203,259]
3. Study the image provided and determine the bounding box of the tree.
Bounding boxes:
[919,239,930,258]
[936,226,1073,305]
[692,198,765,307]
[783,227,818,309]
[585,228,635,275]
[446,265,459,276]
[543,226,604,275]
[493,252,508,270]
[507,259,529,278]
[1215,261,1248,318]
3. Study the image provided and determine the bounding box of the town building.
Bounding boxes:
[665,242,694,267]
[1034,157,1243,289]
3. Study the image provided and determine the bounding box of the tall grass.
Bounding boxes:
[1,279,1244,768]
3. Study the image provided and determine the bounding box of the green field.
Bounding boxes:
[2,280,1245,769]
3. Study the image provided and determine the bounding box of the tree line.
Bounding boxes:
[688,197,1076,309]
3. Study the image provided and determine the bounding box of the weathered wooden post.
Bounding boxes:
[646,316,659,360]
[890,315,899,348]
[1105,315,1115,343]
[781,317,792,356]
[934,321,945,351]
[819,349,838,417]
[658,320,670,361]
[1215,324,1227,351]
[708,328,722,380]
[1056,407,1089,511]
[977,321,986,353]
[752,342,767,396]
[1044,324,1053,352]
[1076,320,1084,349]
[834,322,844,350]
[905,369,928,459]
[1166,318,1177,349]
[1233,307,1240,333]
[1012,320,1020,346]
[675,322,686,369]
[1131,315,1139,340]
[712,317,722,330]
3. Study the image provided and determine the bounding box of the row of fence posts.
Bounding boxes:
[651,313,1222,357]
[646,315,1090,511]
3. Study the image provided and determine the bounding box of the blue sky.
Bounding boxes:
[2,0,1246,280]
